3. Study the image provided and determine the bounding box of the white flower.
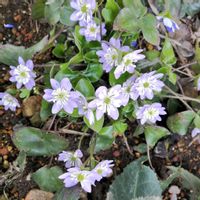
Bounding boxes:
[197,77,200,91]
[59,168,96,193]
[70,0,96,25]
[89,85,123,120]
[114,50,145,79]
[92,160,114,181]
[136,103,166,125]
[121,76,136,106]
[0,92,20,111]
[58,149,83,168]
[130,71,164,100]
[76,93,95,125]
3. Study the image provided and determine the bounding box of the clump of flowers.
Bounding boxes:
[58,150,114,193]
[43,78,79,114]
[136,103,166,125]
[0,92,20,111]
[9,57,36,90]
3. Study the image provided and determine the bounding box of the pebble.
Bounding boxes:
[3,160,9,169]
[25,189,54,200]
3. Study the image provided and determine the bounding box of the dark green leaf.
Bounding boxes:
[166,111,195,135]
[144,125,170,148]
[107,158,162,200]
[160,38,176,65]
[32,166,63,192]
[95,126,114,153]
[84,116,104,133]
[140,14,160,46]
[60,6,75,26]
[52,44,66,58]
[40,100,52,122]
[54,186,81,200]
[45,0,64,25]
[113,121,128,135]
[0,36,48,66]
[75,78,95,97]
[31,0,45,20]
[102,0,120,23]
[12,127,68,156]
[83,63,103,82]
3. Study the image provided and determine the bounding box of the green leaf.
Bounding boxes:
[166,111,195,135]
[133,143,147,153]
[0,36,48,66]
[113,0,147,32]
[109,68,131,86]
[73,25,85,51]
[31,0,45,20]
[167,166,200,200]
[32,166,63,192]
[60,6,75,26]
[52,44,66,58]
[14,151,27,172]
[84,50,99,63]
[123,0,147,17]
[144,125,170,148]
[84,116,104,133]
[102,0,120,23]
[75,78,95,97]
[194,114,200,128]
[12,127,68,156]
[53,186,81,200]
[40,100,52,122]
[168,70,177,85]
[106,158,162,200]
[113,121,128,135]
[140,14,160,46]
[95,126,114,153]
[160,38,176,65]
[45,0,64,25]
[83,63,103,82]
[19,89,31,99]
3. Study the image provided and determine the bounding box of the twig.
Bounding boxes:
[48,114,56,131]
[122,134,134,156]
[176,61,197,71]
[172,67,194,79]
[164,85,194,111]
[58,129,90,136]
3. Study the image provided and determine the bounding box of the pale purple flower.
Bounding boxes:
[4,24,14,28]
[197,77,200,91]
[79,21,106,42]
[9,57,36,90]
[114,50,145,79]
[0,92,20,111]
[92,160,114,181]
[121,76,136,106]
[76,93,95,125]
[97,37,130,72]
[136,103,166,125]
[130,71,164,100]
[70,0,96,25]
[89,85,123,120]
[43,78,78,114]
[191,128,200,143]
[157,16,179,33]
[58,149,83,168]
[59,168,96,193]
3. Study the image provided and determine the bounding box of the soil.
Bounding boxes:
[0,1,200,200]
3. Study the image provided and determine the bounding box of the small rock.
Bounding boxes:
[22,96,42,117]
[25,189,54,200]
[14,14,22,23]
